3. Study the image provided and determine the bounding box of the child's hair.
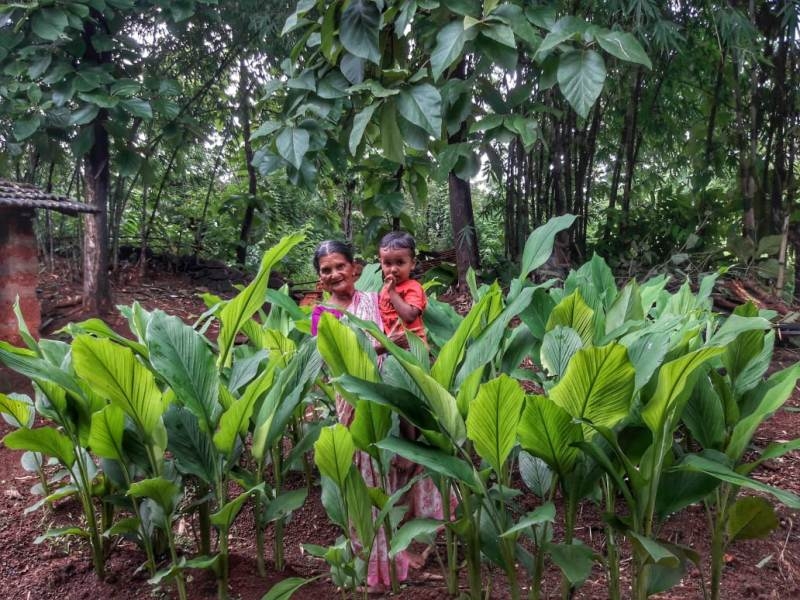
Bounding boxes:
[313,240,354,273]
[378,231,416,257]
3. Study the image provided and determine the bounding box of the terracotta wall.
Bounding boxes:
[0,207,41,345]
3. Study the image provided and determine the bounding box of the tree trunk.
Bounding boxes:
[448,59,480,287]
[83,115,112,313]
[236,58,258,266]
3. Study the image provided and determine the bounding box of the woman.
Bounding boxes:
[311,240,445,593]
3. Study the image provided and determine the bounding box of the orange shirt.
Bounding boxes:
[379,279,427,344]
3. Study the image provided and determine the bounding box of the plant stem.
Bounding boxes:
[440,478,458,597]
[272,445,285,572]
[165,522,188,600]
[604,476,620,600]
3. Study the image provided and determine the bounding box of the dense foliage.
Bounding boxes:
[1,222,798,600]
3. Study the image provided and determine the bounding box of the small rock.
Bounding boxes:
[4,488,23,500]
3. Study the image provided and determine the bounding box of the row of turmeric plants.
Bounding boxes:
[1,218,799,600]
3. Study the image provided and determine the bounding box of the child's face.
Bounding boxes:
[379,247,414,285]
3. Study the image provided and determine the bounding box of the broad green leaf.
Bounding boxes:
[535,16,585,56]
[557,49,606,119]
[546,540,596,586]
[147,311,221,432]
[345,474,376,553]
[261,576,319,600]
[466,375,524,475]
[340,0,380,64]
[682,375,726,450]
[262,489,308,523]
[314,424,355,489]
[455,286,535,387]
[72,336,166,438]
[605,280,644,336]
[316,312,379,386]
[3,427,75,467]
[594,30,652,69]
[518,395,581,478]
[337,376,437,431]
[211,487,259,530]
[215,363,276,456]
[628,532,679,567]
[431,20,466,80]
[519,214,577,281]
[276,127,310,170]
[431,286,499,390]
[32,8,68,41]
[727,363,800,461]
[0,392,34,428]
[518,451,553,497]
[128,477,180,515]
[119,98,153,119]
[727,496,778,541]
[34,526,88,543]
[546,290,594,346]
[217,233,304,368]
[379,100,405,162]
[390,519,441,557]
[678,454,800,509]
[655,466,720,517]
[349,102,379,155]
[350,399,392,456]
[376,436,481,491]
[540,326,582,380]
[397,84,442,138]
[641,347,723,436]
[13,116,41,141]
[550,343,634,436]
[164,407,219,484]
[88,404,126,461]
[707,314,771,347]
[500,502,555,538]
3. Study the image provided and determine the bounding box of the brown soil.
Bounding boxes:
[1,267,799,599]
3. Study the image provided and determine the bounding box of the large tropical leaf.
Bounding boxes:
[431,20,466,80]
[127,477,181,516]
[217,233,304,368]
[376,436,481,491]
[431,285,500,390]
[147,311,221,433]
[557,49,606,118]
[0,341,85,400]
[314,424,355,489]
[316,312,379,388]
[678,454,800,509]
[336,375,438,431]
[3,426,75,467]
[466,375,524,475]
[72,335,166,440]
[397,83,442,137]
[726,363,800,461]
[88,404,126,461]
[540,326,582,380]
[546,290,595,346]
[164,406,219,484]
[0,392,35,428]
[215,361,277,457]
[549,343,634,436]
[339,0,381,64]
[641,347,724,437]
[518,395,582,479]
[518,214,577,281]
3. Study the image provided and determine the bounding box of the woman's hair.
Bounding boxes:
[379,231,416,257]
[313,240,354,273]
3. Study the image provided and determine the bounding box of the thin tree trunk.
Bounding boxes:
[448,59,480,286]
[83,115,112,313]
[236,58,258,266]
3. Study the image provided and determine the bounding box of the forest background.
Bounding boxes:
[0,0,798,306]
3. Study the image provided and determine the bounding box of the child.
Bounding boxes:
[378,231,427,347]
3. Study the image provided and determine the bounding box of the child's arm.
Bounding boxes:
[383,276,422,324]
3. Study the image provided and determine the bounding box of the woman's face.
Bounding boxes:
[317,252,356,299]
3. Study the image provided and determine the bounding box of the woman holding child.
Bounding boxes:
[310,236,444,593]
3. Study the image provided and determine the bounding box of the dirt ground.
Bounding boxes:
[1,267,799,599]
